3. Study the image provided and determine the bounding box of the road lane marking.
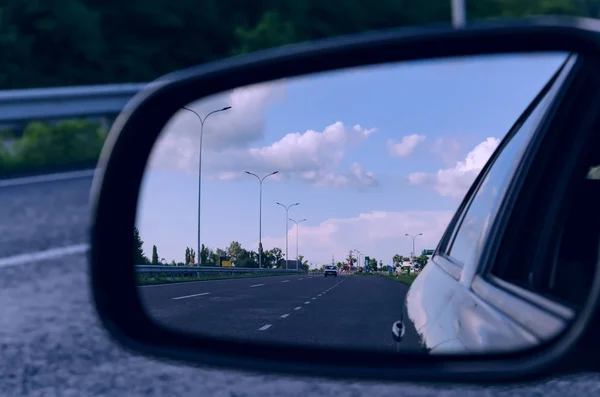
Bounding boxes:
[298,278,303,280]
[304,301,310,304]
[280,314,290,319]
[250,284,265,288]
[0,168,96,188]
[294,307,302,310]
[259,324,272,331]
[0,243,89,268]
[172,292,210,300]
[281,280,290,283]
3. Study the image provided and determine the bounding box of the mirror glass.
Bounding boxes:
[135,52,594,355]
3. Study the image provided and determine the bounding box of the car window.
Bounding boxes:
[447,81,559,268]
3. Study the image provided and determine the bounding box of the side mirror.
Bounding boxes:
[90,17,600,384]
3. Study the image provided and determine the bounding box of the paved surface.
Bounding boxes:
[1,173,600,396]
[140,275,421,352]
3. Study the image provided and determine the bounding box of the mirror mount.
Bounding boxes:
[90,17,600,384]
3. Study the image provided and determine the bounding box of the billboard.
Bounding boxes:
[219,256,232,267]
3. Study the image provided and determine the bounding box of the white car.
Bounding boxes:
[324,265,338,277]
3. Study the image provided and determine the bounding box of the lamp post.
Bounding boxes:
[353,249,361,269]
[405,233,422,266]
[245,170,279,268]
[276,201,299,268]
[181,105,231,265]
[289,218,307,270]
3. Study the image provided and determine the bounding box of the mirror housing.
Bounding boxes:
[89,17,600,383]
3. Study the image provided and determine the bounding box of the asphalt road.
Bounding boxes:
[139,274,422,352]
[1,172,600,396]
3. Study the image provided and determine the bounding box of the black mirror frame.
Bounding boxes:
[89,16,600,384]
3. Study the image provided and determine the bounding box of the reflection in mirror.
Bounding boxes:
[134,52,592,355]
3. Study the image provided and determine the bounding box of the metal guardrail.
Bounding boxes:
[136,265,305,274]
[0,83,146,126]
[135,265,306,282]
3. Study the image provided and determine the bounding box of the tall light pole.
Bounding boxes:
[245,170,279,268]
[181,105,231,265]
[353,249,361,269]
[276,201,299,267]
[289,218,307,270]
[405,233,423,264]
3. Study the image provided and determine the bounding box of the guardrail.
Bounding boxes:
[135,265,306,283]
[0,83,146,126]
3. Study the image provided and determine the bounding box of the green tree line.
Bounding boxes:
[0,119,107,177]
[0,0,594,90]
[0,0,592,177]
[134,227,309,270]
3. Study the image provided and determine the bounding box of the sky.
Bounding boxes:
[136,52,568,267]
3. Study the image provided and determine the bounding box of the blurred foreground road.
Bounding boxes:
[1,171,599,396]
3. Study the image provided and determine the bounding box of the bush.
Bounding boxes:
[0,119,106,178]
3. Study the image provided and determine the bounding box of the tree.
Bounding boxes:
[414,254,429,269]
[133,227,149,264]
[346,251,357,267]
[227,241,244,263]
[265,247,284,268]
[189,248,196,265]
[369,257,378,271]
[297,255,309,271]
[393,254,405,266]
[200,244,209,266]
[185,247,191,265]
[151,245,159,265]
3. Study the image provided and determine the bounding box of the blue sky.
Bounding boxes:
[136,52,567,267]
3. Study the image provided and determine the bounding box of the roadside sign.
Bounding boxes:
[422,249,434,256]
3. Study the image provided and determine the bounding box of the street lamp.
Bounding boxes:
[405,233,423,264]
[181,105,231,265]
[353,249,361,268]
[245,170,279,268]
[289,218,307,270]
[276,201,299,267]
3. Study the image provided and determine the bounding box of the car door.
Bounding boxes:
[405,53,580,354]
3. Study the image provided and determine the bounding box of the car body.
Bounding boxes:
[404,52,600,355]
[324,265,338,277]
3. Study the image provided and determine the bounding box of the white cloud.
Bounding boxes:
[408,137,501,199]
[262,210,453,265]
[149,91,379,187]
[386,134,426,157]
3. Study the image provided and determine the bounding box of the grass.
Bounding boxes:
[136,271,299,286]
[381,273,418,286]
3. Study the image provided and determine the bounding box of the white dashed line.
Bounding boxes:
[280,314,290,319]
[298,278,304,280]
[250,284,265,288]
[304,301,310,305]
[294,307,302,310]
[172,292,210,300]
[312,297,317,300]
[281,280,290,283]
[259,324,272,331]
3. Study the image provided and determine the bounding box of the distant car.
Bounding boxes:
[324,265,338,277]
